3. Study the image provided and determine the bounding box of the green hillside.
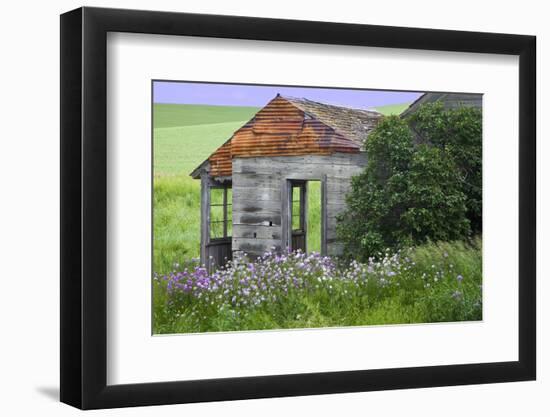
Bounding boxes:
[153,103,259,128]
[374,102,411,115]
[154,121,246,176]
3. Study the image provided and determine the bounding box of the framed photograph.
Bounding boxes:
[60,6,536,409]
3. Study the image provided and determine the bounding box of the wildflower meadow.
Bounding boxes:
[153,238,482,334]
[152,96,482,335]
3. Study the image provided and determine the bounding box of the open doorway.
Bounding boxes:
[306,180,322,254]
[289,180,322,254]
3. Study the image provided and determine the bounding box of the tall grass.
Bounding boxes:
[154,175,201,274]
[153,238,482,334]
[307,181,321,253]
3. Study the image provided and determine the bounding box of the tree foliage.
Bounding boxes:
[409,102,482,232]
[337,102,482,261]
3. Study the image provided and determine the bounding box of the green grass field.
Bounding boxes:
[153,103,259,128]
[374,102,411,115]
[306,182,321,253]
[152,100,482,334]
[154,122,247,176]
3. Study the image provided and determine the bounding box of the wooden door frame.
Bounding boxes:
[282,176,327,255]
[290,180,307,253]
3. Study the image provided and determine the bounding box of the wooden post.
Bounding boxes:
[200,171,211,266]
[302,182,308,253]
[222,186,228,238]
[321,174,328,256]
[281,179,290,252]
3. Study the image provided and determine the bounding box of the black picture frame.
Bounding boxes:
[60,6,536,410]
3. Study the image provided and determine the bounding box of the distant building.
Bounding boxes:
[400,92,482,118]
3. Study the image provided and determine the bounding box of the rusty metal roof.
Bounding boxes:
[190,95,382,179]
[282,96,382,146]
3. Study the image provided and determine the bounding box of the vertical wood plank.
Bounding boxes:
[281,179,289,251]
[223,186,228,238]
[302,182,308,253]
[200,172,211,265]
[321,174,328,256]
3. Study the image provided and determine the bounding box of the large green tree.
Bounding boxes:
[337,103,481,261]
[409,103,482,232]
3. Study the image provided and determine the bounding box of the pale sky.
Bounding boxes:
[153,81,423,110]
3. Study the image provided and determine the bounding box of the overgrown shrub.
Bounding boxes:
[409,103,482,232]
[337,103,481,260]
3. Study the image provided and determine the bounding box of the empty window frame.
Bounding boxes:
[209,185,232,240]
[291,183,305,232]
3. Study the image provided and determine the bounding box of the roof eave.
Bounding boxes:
[189,160,209,179]
[400,92,427,118]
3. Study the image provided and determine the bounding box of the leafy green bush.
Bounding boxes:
[338,103,481,260]
[409,103,482,232]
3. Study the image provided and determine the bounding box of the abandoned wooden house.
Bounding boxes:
[190,94,383,267]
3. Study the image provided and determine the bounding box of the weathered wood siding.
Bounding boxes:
[232,153,367,258]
